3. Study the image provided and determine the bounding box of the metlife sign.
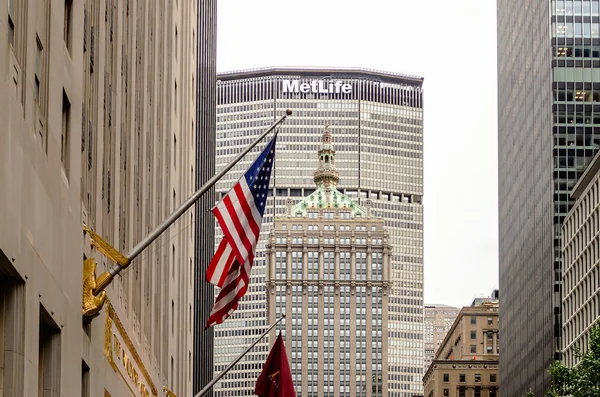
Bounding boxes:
[282,79,353,94]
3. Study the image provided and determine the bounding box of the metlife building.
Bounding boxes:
[212,67,424,396]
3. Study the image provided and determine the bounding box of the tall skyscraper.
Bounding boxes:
[213,67,424,396]
[194,0,218,394]
[1,2,197,396]
[266,125,392,396]
[423,304,460,372]
[498,1,600,395]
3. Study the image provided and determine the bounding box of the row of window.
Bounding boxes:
[553,22,600,37]
[443,373,497,383]
[439,387,497,397]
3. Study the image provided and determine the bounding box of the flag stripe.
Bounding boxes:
[232,182,261,239]
[213,196,250,264]
[212,179,261,265]
[206,240,237,287]
[206,259,251,327]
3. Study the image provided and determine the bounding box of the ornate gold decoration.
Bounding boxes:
[104,301,116,369]
[82,224,129,321]
[163,386,178,397]
[83,258,107,319]
[104,301,158,397]
[83,224,130,267]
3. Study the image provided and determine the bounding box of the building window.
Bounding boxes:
[443,389,449,396]
[171,300,175,335]
[61,90,71,177]
[474,374,481,383]
[458,387,466,397]
[443,373,449,382]
[490,374,497,383]
[471,316,477,325]
[8,0,15,46]
[488,317,493,325]
[81,361,90,397]
[35,35,43,103]
[487,331,493,340]
[474,387,481,397]
[39,305,61,397]
[471,344,477,354]
[64,0,72,51]
[470,331,477,339]
[490,388,497,397]
[459,374,466,383]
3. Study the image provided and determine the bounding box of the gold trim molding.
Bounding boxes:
[104,300,158,397]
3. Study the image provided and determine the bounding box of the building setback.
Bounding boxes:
[213,67,424,397]
[561,149,600,367]
[265,125,392,396]
[0,2,197,396]
[497,1,600,395]
[423,300,499,397]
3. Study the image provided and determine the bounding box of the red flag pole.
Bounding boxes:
[194,314,286,397]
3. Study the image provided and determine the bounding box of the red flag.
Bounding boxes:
[255,333,296,397]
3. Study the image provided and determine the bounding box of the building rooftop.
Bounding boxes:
[571,148,600,199]
[217,66,424,86]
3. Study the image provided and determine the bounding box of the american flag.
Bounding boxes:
[205,134,277,327]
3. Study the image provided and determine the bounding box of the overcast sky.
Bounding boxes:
[216,0,499,308]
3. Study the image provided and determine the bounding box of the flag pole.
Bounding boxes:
[194,314,286,397]
[92,110,292,295]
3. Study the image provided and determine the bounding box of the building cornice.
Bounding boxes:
[423,359,499,383]
[217,66,424,86]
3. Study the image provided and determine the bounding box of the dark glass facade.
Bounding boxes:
[498,1,600,396]
[193,0,217,394]
[497,0,554,396]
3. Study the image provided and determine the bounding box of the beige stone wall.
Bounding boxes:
[0,1,196,396]
[424,362,499,397]
[424,303,499,397]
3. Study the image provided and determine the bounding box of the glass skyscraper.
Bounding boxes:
[212,67,424,396]
[498,1,600,395]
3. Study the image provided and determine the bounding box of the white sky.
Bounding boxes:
[216,0,499,308]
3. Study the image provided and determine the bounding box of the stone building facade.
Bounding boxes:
[0,1,197,396]
[265,125,392,396]
[423,301,499,397]
[561,150,600,367]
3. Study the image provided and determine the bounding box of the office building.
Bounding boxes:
[424,305,460,372]
[193,0,218,394]
[0,2,197,396]
[423,300,499,397]
[561,149,600,367]
[498,1,600,394]
[265,124,392,396]
[213,67,424,396]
